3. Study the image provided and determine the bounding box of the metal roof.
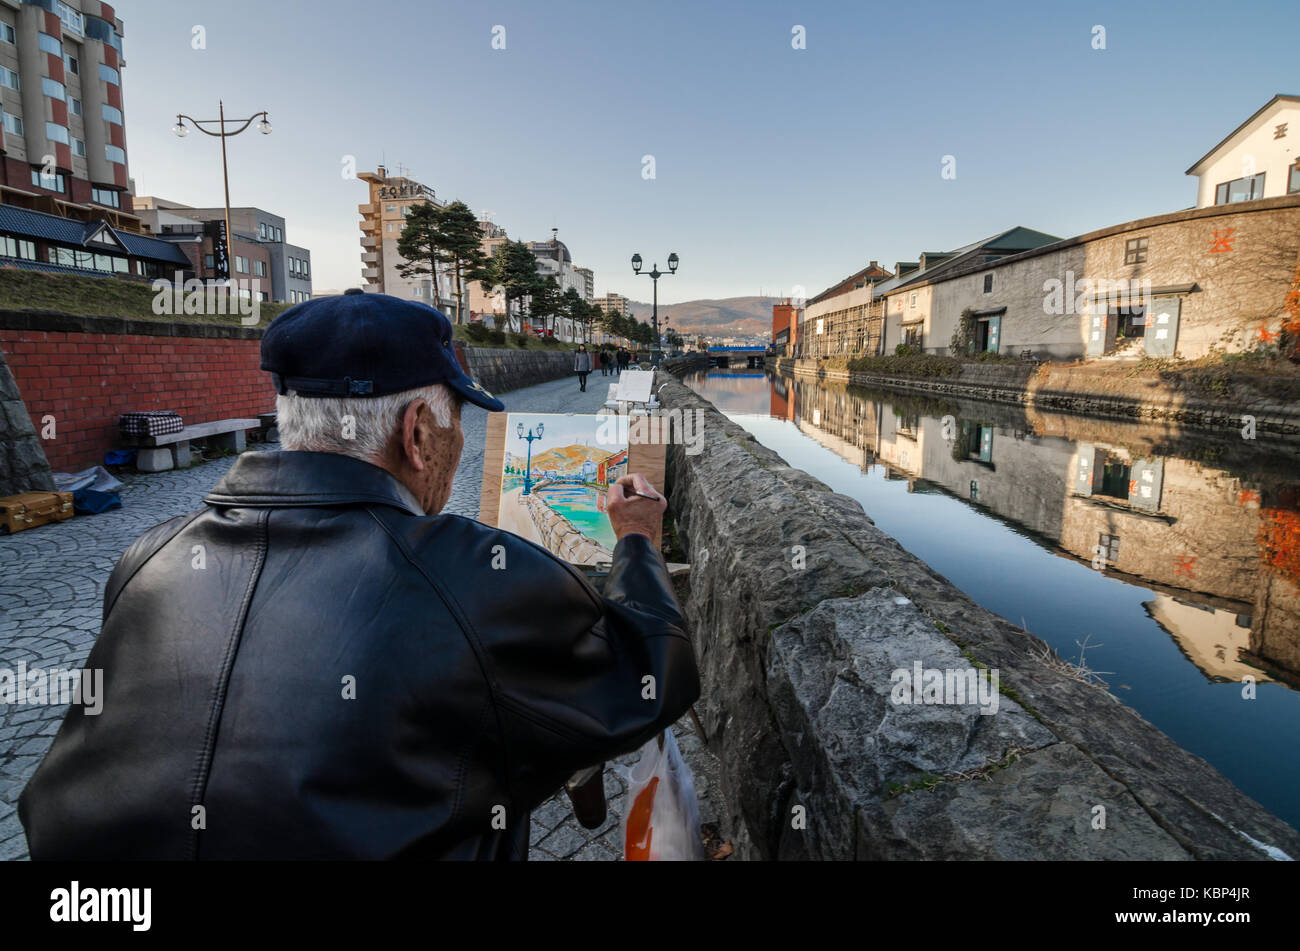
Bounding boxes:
[0,203,190,265]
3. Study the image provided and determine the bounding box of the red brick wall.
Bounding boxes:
[0,328,274,472]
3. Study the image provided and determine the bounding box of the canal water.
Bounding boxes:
[684,368,1300,832]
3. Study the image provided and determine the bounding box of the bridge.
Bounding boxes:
[707,345,769,368]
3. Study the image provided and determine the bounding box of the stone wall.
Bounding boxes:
[523,491,612,563]
[770,356,1300,439]
[458,346,578,396]
[0,344,54,496]
[659,370,1300,860]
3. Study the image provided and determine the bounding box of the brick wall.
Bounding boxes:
[0,312,272,473]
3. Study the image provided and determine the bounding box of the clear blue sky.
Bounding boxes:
[118,0,1299,302]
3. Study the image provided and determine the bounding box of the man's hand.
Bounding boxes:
[607,473,667,541]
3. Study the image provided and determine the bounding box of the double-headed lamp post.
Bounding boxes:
[172,101,271,280]
[631,251,678,366]
[517,421,545,496]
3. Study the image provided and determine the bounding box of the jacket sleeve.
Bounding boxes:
[475,532,700,808]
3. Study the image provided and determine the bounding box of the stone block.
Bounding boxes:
[211,429,246,453]
[135,447,174,472]
[171,440,191,468]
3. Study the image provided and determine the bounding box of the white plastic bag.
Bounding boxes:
[617,730,705,861]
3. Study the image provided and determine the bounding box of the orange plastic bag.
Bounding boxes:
[618,730,705,861]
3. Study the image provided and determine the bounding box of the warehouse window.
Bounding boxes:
[1214,173,1266,204]
[1124,236,1148,265]
[983,274,993,294]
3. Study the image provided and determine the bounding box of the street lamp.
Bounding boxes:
[172,101,272,281]
[517,420,545,496]
[631,250,678,366]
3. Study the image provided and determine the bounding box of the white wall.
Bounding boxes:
[1192,101,1300,207]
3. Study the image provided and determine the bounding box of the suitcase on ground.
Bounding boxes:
[0,491,75,535]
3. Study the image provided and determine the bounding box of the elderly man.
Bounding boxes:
[19,289,700,860]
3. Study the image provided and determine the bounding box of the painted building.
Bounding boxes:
[1186,94,1300,209]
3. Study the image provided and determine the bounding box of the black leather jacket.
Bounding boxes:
[19,451,700,860]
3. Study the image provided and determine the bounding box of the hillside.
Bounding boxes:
[506,444,615,476]
[624,295,776,338]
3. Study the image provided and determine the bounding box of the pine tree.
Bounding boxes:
[396,202,444,310]
[436,201,486,325]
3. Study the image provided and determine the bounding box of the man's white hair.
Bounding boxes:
[276,383,455,462]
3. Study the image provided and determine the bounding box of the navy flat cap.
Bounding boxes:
[261,288,505,412]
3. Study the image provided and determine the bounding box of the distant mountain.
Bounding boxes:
[624,296,776,338]
[506,444,615,476]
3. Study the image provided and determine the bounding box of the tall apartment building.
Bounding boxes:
[357,166,459,317]
[0,1,133,227]
[573,266,594,302]
[136,196,313,303]
[591,292,629,316]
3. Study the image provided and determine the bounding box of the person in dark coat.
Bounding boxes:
[573,344,593,392]
[18,291,698,860]
[598,349,610,376]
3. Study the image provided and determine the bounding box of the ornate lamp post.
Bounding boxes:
[172,102,271,281]
[517,420,545,496]
[631,251,678,366]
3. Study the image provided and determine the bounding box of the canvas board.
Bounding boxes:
[479,413,665,562]
[616,369,655,404]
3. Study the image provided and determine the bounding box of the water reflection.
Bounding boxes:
[686,368,1300,830]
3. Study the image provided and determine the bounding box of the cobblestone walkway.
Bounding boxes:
[0,369,719,861]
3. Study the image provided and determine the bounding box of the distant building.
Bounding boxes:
[0,2,135,230]
[591,292,629,317]
[357,166,459,318]
[1186,94,1300,208]
[772,299,800,355]
[573,266,594,302]
[598,448,627,485]
[136,197,312,303]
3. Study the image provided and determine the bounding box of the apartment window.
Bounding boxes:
[38,32,62,56]
[413,286,423,297]
[204,254,214,268]
[71,137,85,157]
[1290,162,1300,195]
[42,78,66,101]
[1214,172,1266,205]
[104,144,125,164]
[253,260,265,277]
[301,260,308,277]
[983,274,993,294]
[1,67,18,90]
[65,54,79,75]
[1124,236,1148,265]
[91,187,119,207]
[69,97,82,116]
[30,168,65,193]
[386,205,397,213]
[102,103,123,125]
[386,223,394,232]
[235,256,249,274]
[3,113,22,135]
[55,1,84,36]
[0,23,14,44]
[909,292,917,308]
[45,122,69,145]
[98,63,119,84]
[259,223,267,239]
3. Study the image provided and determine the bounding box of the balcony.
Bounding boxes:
[363,267,380,280]
[362,252,379,265]
[358,203,376,216]
[360,235,377,248]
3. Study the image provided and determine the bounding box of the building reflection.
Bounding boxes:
[729,369,1300,688]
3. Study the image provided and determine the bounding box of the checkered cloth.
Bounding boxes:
[119,411,184,437]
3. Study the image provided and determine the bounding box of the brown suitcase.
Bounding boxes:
[0,491,75,535]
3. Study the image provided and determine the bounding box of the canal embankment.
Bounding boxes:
[769,355,1300,439]
[658,366,1300,860]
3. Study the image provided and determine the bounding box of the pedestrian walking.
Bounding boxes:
[574,344,593,392]
[598,349,610,376]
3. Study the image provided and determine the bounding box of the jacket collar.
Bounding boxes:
[205,450,426,515]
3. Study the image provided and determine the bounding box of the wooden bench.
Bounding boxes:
[120,418,261,472]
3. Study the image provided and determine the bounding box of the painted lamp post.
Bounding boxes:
[517,421,544,496]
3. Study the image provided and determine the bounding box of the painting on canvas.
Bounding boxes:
[497,413,628,565]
